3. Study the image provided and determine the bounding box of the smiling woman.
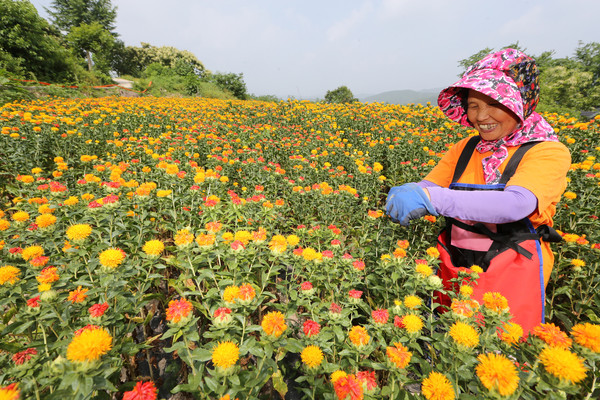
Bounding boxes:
[385,48,571,334]
[466,90,520,141]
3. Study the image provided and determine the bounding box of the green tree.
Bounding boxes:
[574,41,600,85]
[205,72,248,100]
[324,86,357,103]
[135,43,205,76]
[538,66,600,113]
[0,0,76,81]
[66,21,114,73]
[48,0,117,73]
[47,0,117,34]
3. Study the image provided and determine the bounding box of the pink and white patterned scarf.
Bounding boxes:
[476,112,558,184]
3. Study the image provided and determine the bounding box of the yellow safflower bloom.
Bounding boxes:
[66,327,113,362]
[211,341,239,369]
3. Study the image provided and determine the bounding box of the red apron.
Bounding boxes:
[435,137,561,334]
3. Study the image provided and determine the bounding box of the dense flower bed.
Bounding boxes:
[0,97,598,399]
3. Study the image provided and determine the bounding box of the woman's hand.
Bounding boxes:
[386,183,439,225]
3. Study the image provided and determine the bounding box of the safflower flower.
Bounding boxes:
[36,266,59,284]
[205,221,222,233]
[29,256,49,268]
[66,326,112,362]
[371,309,389,324]
[89,302,109,318]
[303,320,320,337]
[213,307,232,327]
[195,233,216,247]
[286,234,300,246]
[386,342,412,369]
[268,235,287,254]
[223,285,240,304]
[301,345,323,368]
[66,224,92,243]
[349,325,370,347]
[68,286,88,303]
[482,292,509,313]
[422,371,455,400]
[571,322,600,352]
[35,214,56,228]
[174,228,194,248]
[449,321,480,348]
[0,219,10,230]
[538,346,587,384]
[399,314,424,334]
[11,211,29,222]
[237,283,256,303]
[476,353,519,396]
[142,240,164,258]
[99,248,126,269]
[532,323,572,348]
[356,370,377,393]
[499,322,524,345]
[426,247,440,258]
[330,370,347,384]
[450,299,479,318]
[211,341,239,369]
[333,373,363,400]
[0,383,20,400]
[165,298,193,324]
[261,311,287,338]
[416,263,433,277]
[122,381,157,400]
[12,348,37,365]
[21,245,44,261]
[404,295,422,309]
[0,265,21,285]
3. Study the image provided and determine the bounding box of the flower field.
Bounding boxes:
[0,96,598,400]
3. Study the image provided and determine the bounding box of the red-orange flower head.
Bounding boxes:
[303,319,321,338]
[122,381,158,400]
[371,309,389,325]
[166,298,193,325]
[213,307,233,328]
[333,373,364,400]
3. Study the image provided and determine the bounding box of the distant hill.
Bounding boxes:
[359,88,443,105]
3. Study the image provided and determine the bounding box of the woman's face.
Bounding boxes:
[466,90,520,141]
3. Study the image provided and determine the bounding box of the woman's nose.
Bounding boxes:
[475,105,490,121]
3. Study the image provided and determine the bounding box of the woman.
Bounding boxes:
[386,48,571,333]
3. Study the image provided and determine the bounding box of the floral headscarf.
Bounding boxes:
[438,48,558,184]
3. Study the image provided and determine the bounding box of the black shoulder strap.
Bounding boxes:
[452,136,480,183]
[498,141,540,184]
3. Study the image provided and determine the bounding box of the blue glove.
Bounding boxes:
[386,183,439,225]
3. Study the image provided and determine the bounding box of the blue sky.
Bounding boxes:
[29,0,600,99]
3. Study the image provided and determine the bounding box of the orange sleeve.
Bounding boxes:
[506,141,571,213]
[424,137,473,187]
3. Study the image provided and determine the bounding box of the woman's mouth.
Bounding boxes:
[478,123,498,133]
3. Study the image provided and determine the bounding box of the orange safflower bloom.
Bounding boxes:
[261,311,287,338]
[386,342,412,369]
[482,292,509,313]
[166,298,193,324]
[237,283,256,302]
[571,322,600,352]
[532,323,572,349]
[68,286,88,303]
[349,326,370,347]
[333,373,363,400]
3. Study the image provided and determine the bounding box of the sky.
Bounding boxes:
[28,0,600,100]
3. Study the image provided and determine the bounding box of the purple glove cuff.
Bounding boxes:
[418,181,537,224]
